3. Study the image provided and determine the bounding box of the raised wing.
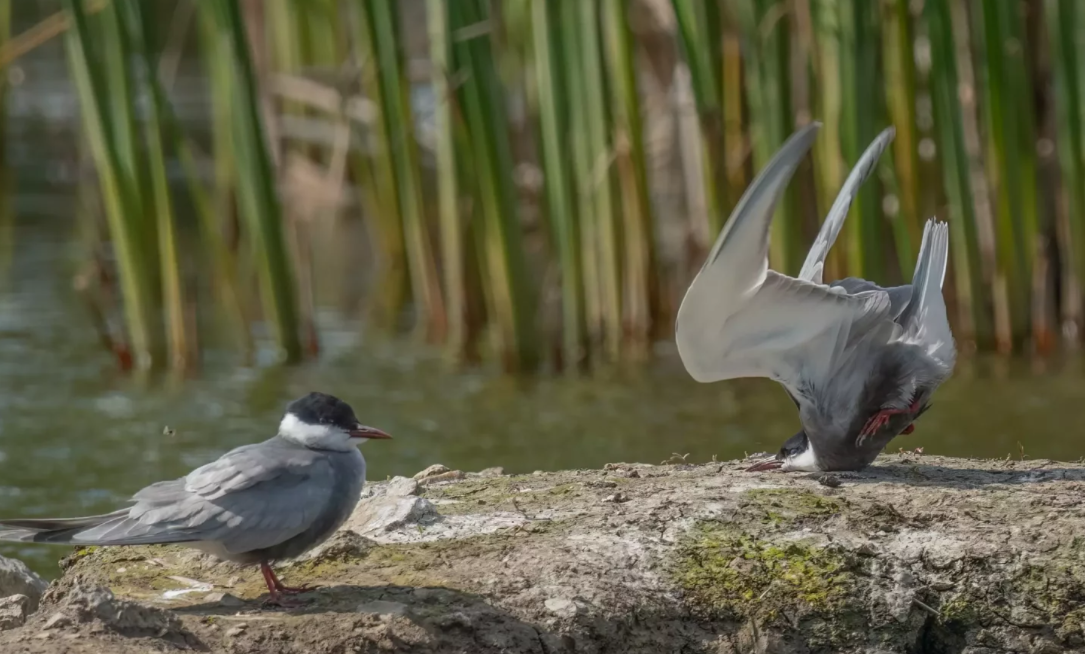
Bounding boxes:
[675,123,892,397]
[798,127,896,284]
[830,277,913,321]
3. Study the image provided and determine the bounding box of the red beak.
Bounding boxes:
[349,424,392,440]
[745,457,783,472]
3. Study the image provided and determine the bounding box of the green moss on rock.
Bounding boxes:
[739,488,843,529]
[674,521,853,620]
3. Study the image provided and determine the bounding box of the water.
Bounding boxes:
[1,38,1084,579]
[0,207,1082,577]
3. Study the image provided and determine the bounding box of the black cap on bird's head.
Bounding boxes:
[286,392,391,440]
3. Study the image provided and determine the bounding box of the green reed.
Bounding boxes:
[574,0,622,361]
[201,0,303,362]
[64,0,162,369]
[448,0,539,371]
[427,0,468,362]
[532,0,585,370]
[671,0,725,238]
[735,0,800,274]
[357,0,446,343]
[1047,0,1085,327]
[972,0,1039,348]
[603,0,659,355]
[48,0,1085,370]
[882,0,921,278]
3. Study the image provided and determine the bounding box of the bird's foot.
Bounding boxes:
[858,399,923,446]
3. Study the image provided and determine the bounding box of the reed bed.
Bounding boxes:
[35,0,1085,371]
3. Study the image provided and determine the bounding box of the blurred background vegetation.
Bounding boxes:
[4,0,1085,374]
[6,0,1085,577]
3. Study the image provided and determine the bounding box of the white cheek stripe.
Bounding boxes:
[278,413,352,450]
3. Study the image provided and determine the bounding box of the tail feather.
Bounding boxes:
[0,510,128,532]
[0,511,123,544]
[898,219,950,332]
[0,510,197,546]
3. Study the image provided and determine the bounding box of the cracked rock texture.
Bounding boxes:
[0,554,47,612]
[0,454,1081,653]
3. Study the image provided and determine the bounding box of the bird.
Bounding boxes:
[0,392,391,606]
[675,122,956,472]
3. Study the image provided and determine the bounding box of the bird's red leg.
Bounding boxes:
[857,400,923,445]
[260,561,288,606]
[259,562,307,607]
[264,563,317,595]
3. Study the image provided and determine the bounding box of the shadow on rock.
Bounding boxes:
[172,583,558,653]
[823,460,1085,488]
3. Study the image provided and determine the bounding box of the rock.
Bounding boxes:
[477,467,505,477]
[432,610,473,629]
[0,555,47,612]
[602,492,630,503]
[413,464,450,480]
[41,613,70,630]
[386,476,420,497]
[418,470,466,485]
[0,595,29,630]
[347,495,437,537]
[1,455,1082,654]
[544,598,579,619]
[356,600,409,616]
[202,591,245,607]
[301,530,377,561]
[225,625,246,637]
[54,583,198,646]
[816,474,842,488]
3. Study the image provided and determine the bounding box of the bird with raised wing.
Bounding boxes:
[675,123,956,472]
[0,392,391,606]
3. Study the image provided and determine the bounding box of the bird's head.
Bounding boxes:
[745,429,820,472]
[279,392,392,451]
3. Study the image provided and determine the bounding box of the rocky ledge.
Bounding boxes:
[0,454,1082,653]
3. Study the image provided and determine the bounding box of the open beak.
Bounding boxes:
[349,424,392,440]
[745,457,783,472]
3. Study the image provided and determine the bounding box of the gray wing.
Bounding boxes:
[798,127,896,284]
[1,441,336,555]
[829,277,912,321]
[675,122,892,399]
[894,219,955,367]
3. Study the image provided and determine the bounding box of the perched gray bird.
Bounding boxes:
[676,123,956,472]
[0,392,391,605]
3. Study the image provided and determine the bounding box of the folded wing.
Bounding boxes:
[0,441,335,555]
